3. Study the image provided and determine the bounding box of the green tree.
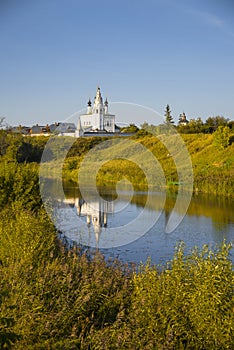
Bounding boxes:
[4,135,23,161]
[213,125,231,149]
[164,104,174,125]
[120,123,139,133]
[0,130,9,156]
[140,122,159,135]
[205,116,229,133]
[0,117,6,129]
[188,118,204,133]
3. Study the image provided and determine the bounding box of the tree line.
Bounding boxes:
[140,104,232,133]
[164,104,233,133]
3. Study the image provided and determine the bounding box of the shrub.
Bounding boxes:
[213,126,231,149]
[126,243,234,349]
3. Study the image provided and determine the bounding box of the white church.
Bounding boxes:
[77,87,116,136]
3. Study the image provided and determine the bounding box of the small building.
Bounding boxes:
[10,125,31,135]
[78,87,115,134]
[30,124,50,136]
[55,122,77,137]
[178,112,189,126]
[49,123,60,133]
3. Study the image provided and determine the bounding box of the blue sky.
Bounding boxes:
[1,0,234,126]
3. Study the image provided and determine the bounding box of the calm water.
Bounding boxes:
[50,182,234,266]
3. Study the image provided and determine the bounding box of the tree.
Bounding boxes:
[205,116,229,133]
[188,118,204,133]
[120,123,139,133]
[0,117,5,128]
[164,104,174,125]
[213,126,231,149]
[140,122,159,135]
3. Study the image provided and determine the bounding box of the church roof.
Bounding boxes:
[94,86,103,106]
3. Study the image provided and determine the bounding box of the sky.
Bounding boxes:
[0,0,234,127]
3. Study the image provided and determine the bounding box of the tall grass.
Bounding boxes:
[0,206,233,349]
[0,207,131,349]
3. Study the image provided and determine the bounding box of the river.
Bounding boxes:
[47,182,234,266]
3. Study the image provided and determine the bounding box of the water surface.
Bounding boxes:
[54,183,234,266]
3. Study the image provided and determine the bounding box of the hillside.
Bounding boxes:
[61,132,234,197]
[1,130,232,197]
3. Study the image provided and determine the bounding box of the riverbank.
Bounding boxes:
[60,132,234,197]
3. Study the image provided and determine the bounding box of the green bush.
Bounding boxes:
[90,243,234,349]
[129,243,234,349]
[213,126,231,149]
[0,162,41,211]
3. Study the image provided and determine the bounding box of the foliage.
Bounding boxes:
[127,243,234,349]
[177,116,231,134]
[0,117,5,127]
[120,123,139,133]
[140,122,160,135]
[213,125,231,149]
[16,137,49,163]
[0,162,41,211]
[84,243,234,349]
[0,133,49,162]
[0,204,233,349]
[164,104,174,124]
[0,207,131,349]
[0,130,10,156]
[60,132,234,197]
[178,117,204,134]
[205,116,229,133]
[67,136,107,157]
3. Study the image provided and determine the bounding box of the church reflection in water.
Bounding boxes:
[62,197,114,245]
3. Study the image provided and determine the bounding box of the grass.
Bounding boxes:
[0,207,233,349]
[58,133,234,197]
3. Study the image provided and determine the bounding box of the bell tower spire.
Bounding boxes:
[93,86,103,109]
[92,86,104,130]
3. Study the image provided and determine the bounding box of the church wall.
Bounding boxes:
[80,113,99,130]
[104,115,115,132]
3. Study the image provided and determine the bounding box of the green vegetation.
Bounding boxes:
[164,104,174,125]
[0,128,233,348]
[1,127,233,198]
[120,123,139,133]
[60,131,234,197]
[143,115,233,134]
[213,126,231,150]
[182,133,234,196]
[0,204,233,348]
